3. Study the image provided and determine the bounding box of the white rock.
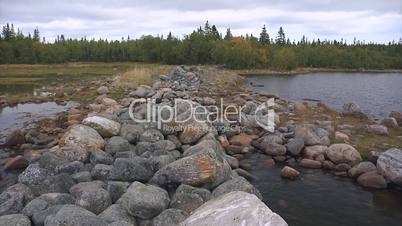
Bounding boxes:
[60,124,105,150]
[181,191,287,226]
[377,148,402,186]
[326,143,362,166]
[83,116,121,138]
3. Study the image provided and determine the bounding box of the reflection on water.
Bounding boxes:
[245,72,402,119]
[248,154,402,226]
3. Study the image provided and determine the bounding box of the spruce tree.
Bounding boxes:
[224,28,233,40]
[259,25,270,45]
[275,27,286,45]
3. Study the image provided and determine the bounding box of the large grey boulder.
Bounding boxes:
[90,150,114,165]
[0,214,31,226]
[377,148,402,186]
[59,124,105,150]
[326,144,362,165]
[110,157,154,182]
[83,116,121,138]
[44,204,108,226]
[181,191,287,226]
[348,161,377,178]
[50,145,90,162]
[286,138,304,156]
[342,103,364,117]
[119,124,145,144]
[153,209,188,226]
[70,181,112,214]
[0,183,35,216]
[105,136,130,154]
[98,204,137,225]
[91,164,113,181]
[169,184,210,214]
[22,193,75,217]
[118,182,170,220]
[294,125,321,146]
[212,176,262,200]
[107,181,130,203]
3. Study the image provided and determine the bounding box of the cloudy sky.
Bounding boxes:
[1,0,401,43]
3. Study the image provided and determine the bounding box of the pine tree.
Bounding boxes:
[33,26,40,42]
[275,27,286,45]
[224,28,233,40]
[259,25,270,45]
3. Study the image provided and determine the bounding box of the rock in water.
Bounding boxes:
[377,148,402,186]
[357,171,387,189]
[4,129,25,147]
[281,166,300,180]
[326,144,362,166]
[83,116,121,138]
[59,124,105,150]
[180,191,287,226]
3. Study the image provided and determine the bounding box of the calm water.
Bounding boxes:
[249,155,402,226]
[245,72,402,119]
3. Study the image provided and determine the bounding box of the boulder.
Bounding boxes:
[4,129,25,147]
[130,85,154,98]
[150,148,232,189]
[32,204,64,226]
[334,131,350,142]
[229,134,258,146]
[299,159,322,169]
[179,121,210,144]
[180,191,287,226]
[72,171,92,183]
[119,182,170,220]
[59,124,105,150]
[0,214,31,226]
[285,138,304,156]
[91,164,113,181]
[153,209,188,226]
[4,155,29,171]
[302,145,328,160]
[70,181,112,214]
[326,144,362,165]
[212,176,262,200]
[107,181,130,203]
[389,111,402,126]
[90,150,114,165]
[110,157,154,182]
[120,124,145,144]
[98,204,137,225]
[50,145,90,162]
[334,163,351,172]
[366,124,389,136]
[169,184,210,214]
[377,148,402,186]
[294,126,321,146]
[55,161,84,174]
[348,161,377,177]
[140,129,165,143]
[281,166,300,180]
[381,117,398,128]
[83,116,121,138]
[342,103,364,117]
[97,86,109,95]
[357,171,387,189]
[105,136,130,154]
[44,204,108,226]
[0,183,35,216]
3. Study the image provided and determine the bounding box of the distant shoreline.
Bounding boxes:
[234,67,402,76]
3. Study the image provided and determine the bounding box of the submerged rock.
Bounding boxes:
[281,166,300,180]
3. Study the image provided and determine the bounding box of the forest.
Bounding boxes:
[1,22,401,70]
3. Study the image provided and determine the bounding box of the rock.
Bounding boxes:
[281,166,300,180]
[334,163,351,172]
[294,126,321,146]
[302,145,328,160]
[0,183,35,216]
[72,171,92,183]
[22,193,75,219]
[0,214,31,226]
[170,187,205,214]
[342,103,364,117]
[107,181,130,203]
[224,154,239,169]
[179,121,210,144]
[50,145,90,162]
[44,204,108,226]
[70,181,112,214]
[18,163,52,188]
[83,116,121,138]
[368,151,382,164]
[59,124,106,150]
[99,204,137,225]
[97,86,109,95]
[55,161,84,175]
[91,164,113,180]
[180,191,287,226]
[348,161,377,177]
[110,158,154,182]
[108,221,134,226]
[212,176,262,200]
[229,134,257,146]
[4,129,25,147]
[119,181,170,220]
[299,159,322,169]
[322,160,335,170]
[381,117,398,128]
[105,136,130,154]
[30,173,76,196]
[38,152,68,171]
[233,168,257,181]
[32,204,64,226]
[130,85,154,98]
[4,155,29,171]
[357,171,387,189]
[366,124,389,136]
[377,148,402,186]
[262,143,287,156]
[389,111,402,126]
[153,209,188,226]
[150,148,232,189]
[286,138,304,156]
[326,144,362,165]
[120,124,145,144]
[335,131,349,142]
[90,150,114,165]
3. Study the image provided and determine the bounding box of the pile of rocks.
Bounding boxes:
[0,66,287,226]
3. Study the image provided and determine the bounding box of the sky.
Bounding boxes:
[0,0,401,44]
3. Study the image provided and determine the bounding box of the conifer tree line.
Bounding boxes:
[1,21,401,70]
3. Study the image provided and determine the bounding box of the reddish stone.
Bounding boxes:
[299,159,322,169]
[4,155,29,171]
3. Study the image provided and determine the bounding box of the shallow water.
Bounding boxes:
[245,72,402,119]
[248,155,402,226]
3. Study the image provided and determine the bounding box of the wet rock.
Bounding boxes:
[59,124,105,150]
[99,204,137,225]
[281,166,300,180]
[90,150,114,165]
[262,143,287,156]
[286,138,304,156]
[233,168,257,181]
[0,214,31,226]
[150,148,232,189]
[83,116,121,138]
[97,86,109,95]
[91,164,113,180]
[0,183,35,216]
[50,145,90,162]
[4,129,25,147]
[153,208,188,226]
[224,154,239,169]
[357,171,387,189]
[3,155,29,171]
[348,161,377,178]
[389,111,402,126]
[107,181,130,203]
[366,124,389,136]
[212,176,262,200]
[110,158,154,182]
[105,136,130,154]
[326,144,362,165]
[70,181,112,214]
[44,204,108,226]
[294,125,321,146]
[181,191,287,226]
[119,181,170,220]
[381,117,398,128]
[377,148,402,186]
[302,145,328,160]
[299,159,322,169]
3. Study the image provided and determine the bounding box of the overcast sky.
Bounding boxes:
[1,0,401,43]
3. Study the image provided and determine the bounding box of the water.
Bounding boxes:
[0,101,78,144]
[248,155,402,226]
[245,72,402,119]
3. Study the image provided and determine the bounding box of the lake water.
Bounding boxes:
[249,154,402,226]
[245,72,402,119]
